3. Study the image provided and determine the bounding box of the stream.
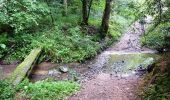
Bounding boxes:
[26,51,168,83]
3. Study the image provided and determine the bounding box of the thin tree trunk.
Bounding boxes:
[100,0,112,37]
[63,0,68,16]
[82,0,88,25]
[87,0,93,20]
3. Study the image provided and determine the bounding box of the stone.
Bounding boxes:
[137,57,155,72]
[142,57,154,68]
[48,69,61,76]
[59,66,69,73]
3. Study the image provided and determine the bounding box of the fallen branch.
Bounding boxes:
[10,48,42,85]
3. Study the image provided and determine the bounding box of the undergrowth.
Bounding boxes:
[0,0,140,63]
[0,79,80,100]
[3,26,103,63]
[140,54,170,100]
[141,22,170,50]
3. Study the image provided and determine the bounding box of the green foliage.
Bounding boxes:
[140,0,170,50]
[0,79,80,100]
[4,26,100,63]
[0,80,16,100]
[141,22,170,49]
[0,0,143,63]
[143,76,170,99]
[108,0,142,39]
[22,80,80,100]
[0,34,8,58]
[88,0,142,40]
[0,0,49,33]
[142,62,170,100]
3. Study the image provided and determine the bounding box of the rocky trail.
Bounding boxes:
[68,21,156,100]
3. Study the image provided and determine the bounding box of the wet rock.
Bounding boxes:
[138,57,154,69]
[48,69,61,76]
[59,66,69,73]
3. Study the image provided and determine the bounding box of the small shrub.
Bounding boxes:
[22,80,80,100]
[0,79,80,100]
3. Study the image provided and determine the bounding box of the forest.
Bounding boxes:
[0,0,170,100]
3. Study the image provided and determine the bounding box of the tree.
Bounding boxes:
[82,0,93,25]
[100,0,113,37]
[63,0,68,16]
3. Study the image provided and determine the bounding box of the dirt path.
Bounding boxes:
[70,73,142,100]
[107,21,153,52]
[69,21,154,100]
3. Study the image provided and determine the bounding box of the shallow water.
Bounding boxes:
[103,53,160,76]
[28,52,170,82]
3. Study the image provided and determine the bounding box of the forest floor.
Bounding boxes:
[68,21,155,100]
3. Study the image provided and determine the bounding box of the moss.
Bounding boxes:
[10,48,42,85]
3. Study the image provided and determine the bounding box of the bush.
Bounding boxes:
[22,80,80,100]
[141,22,170,49]
[0,79,80,100]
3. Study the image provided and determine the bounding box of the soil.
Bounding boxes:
[69,73,141,100]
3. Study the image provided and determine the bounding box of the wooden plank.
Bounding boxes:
[10,48,42,85]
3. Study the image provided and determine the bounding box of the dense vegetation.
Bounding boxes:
[141,0,170,51]
[139,0,170,99]
[0,0,142,63]
[0,79,80,100]
[140,53,170,99]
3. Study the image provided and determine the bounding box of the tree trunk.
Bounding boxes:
[10,48,42,85]
[63,0,68,16]
[82,0,88,25]
[87,0,93,21]
[100,0,112,37]
[82,0,93,25]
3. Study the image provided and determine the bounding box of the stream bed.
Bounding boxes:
[0,52,169,82]
[28,52,169,82]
